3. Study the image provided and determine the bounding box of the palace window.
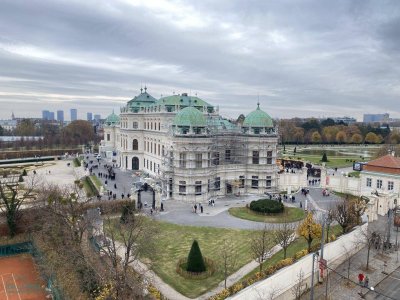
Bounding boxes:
[195,181,202,195]
[252,151,259,164]
[195,153,202,168]
[266,176,272,189]
[132,121,138,129]
[107,133,110,141]
[388,181,394,191]
[267,151,273,164]
[213,152,220,166]
[225,149,231,161]
[377,179,382,189]
[239,175,245,188]
[252,176,259,189]
[366,178,372,187]
[214,177,220,191]
[179,181,186,195]
[179,153,186,168]
[132,139,138,150]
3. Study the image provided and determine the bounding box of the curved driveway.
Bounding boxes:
[153,195,299,230]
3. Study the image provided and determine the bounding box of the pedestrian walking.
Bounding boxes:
[200,205,203,213]
[364,276,369,287]
[194,204,197,213]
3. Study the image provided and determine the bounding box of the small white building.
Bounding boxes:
[322,153,400,221]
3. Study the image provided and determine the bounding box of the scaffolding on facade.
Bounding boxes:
[157,116,278,201]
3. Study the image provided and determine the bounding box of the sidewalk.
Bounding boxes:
[301,219,400,300]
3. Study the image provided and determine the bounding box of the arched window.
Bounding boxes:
[132,139,138,150]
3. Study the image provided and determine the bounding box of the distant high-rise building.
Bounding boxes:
[57,110,64,123]
[70,109,78,121]
[363,113,389,123]
[42,110,50,120]
[87,112,93,121]
[49,112,55,121]
[94,114,101,121]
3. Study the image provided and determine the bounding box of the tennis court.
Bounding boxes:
[0,254,47,300]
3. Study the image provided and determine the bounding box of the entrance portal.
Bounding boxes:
[132,157,139,170]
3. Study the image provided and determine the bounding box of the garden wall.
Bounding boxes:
[278,168,307,192]
[229,223,367,300]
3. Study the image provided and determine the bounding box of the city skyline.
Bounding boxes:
[0,1,400,120]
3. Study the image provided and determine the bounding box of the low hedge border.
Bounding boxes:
[176,257,216,280]
[208,234,339,300]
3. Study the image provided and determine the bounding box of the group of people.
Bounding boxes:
[308,179,320,186]
[192,203,204,213]
[322,189,330,196]
[208,199,216,206]
[358,273,369,288]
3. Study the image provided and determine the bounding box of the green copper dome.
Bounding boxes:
[173,107,207,127]
[105,111,120,126]
[243,104,273,127]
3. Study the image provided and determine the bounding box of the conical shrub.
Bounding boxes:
[186,240,206,273]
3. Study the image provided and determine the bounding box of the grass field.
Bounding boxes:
[108,219,257,298]
[281,153,360,168]
[228,206,305,223]
[90,175,104,190]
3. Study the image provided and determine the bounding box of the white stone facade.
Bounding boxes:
[100,90,279,202]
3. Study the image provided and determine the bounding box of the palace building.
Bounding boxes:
[100,87,279,202]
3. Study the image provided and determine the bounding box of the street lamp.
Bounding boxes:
[310,251,319,300]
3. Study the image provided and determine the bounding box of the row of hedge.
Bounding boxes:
[208,234,338,300]
[73,157,81,167]
[0,148,80,160]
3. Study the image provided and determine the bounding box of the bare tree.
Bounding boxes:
[220,238,238,289]
[0,173,41,237]
[273,219,295,259]
[334,198,355,234]
[291,269,305,300]
[357,226,381,270]
[251,224,274,272]
[351,197,368,226]
[100,212,158,298]
[37,183,92,243]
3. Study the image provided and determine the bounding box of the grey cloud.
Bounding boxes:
[0,0,399,121]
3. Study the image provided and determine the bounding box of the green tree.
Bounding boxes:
[187,240,206,273]
[321,152,328,162]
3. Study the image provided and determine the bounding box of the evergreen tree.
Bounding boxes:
[18,175,24,182]
[321,152,328,162]
[186,240,206,273]
[22,169,27,176]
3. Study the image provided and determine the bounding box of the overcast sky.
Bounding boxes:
[0,0,399,121]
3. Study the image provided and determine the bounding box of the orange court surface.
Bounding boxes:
[0,254,47,300]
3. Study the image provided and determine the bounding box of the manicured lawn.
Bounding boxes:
[228,206,305,223]
[281,153,360,168]
[107,219,259,298]
[241,224,343,281]
[149,221,257,298]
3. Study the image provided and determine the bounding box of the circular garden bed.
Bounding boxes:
[176,257,216,279]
